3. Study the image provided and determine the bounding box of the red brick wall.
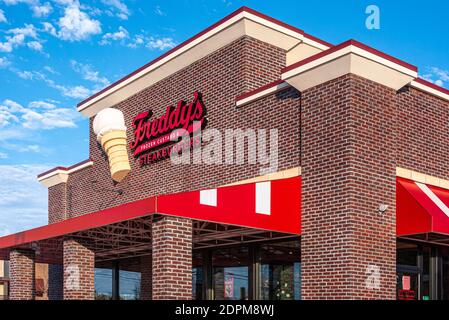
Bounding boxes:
[396,86,449,178]
[152,216,192,300]
[61,36,298,218]
[9,249,35,300]
[140,255,152,300]
[301,74,397,299]
[63,238,94,300]
[48,183,67,224]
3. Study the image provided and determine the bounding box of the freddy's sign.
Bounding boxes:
[129,91,207,164]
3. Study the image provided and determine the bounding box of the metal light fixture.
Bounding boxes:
[378,204,389,214]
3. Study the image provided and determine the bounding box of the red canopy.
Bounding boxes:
[0,176,301,257]
[397,177,449,236]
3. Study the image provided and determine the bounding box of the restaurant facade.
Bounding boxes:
[1,7,449,300]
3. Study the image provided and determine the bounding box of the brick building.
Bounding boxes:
[1,7,449,300]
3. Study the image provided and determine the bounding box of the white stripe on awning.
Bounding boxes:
[416,182,449,218]
[255,181,271,215]
[200,189,217,207]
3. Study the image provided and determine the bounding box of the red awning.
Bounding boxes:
[158,176,301,235]
[0,176,301,257]
[397,177,449,236]
[0,197,157,250]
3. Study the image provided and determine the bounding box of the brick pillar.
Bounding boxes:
[9,249,35,300]
[301,74,397,299]
[48,264,63,300]
[152,216,192,300]
[63,238,94,300]
[140,255,152,300]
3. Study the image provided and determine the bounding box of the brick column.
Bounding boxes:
[152,216,192,300]
[63,238,95,300]
[9,249,35,300]
[301,74,397,299]
[140,255,152,300]
[48,264,63,300]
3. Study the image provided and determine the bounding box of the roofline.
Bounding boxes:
[282,39,417,74]
[235,79,290,107]
[76,6,332,112]
[411,77,449,99]
[37,158,93,179]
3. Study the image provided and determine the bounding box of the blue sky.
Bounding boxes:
[0,0,448,235]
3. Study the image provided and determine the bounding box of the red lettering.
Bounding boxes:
[130,92,207,156]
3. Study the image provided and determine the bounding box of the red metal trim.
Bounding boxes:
[414,77,449,96]
[235,79,288,102]
[77,7,330,109]
[282,39,417,74]
[37,158,92,178]
[0,197,156,249]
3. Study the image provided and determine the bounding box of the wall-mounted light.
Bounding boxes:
[378,204,389,214]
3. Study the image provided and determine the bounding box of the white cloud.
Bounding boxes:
[126,34,144,49]
[43,65,58,74]
[11,68,93,99]
[0,9,7,23]
[0,57,10,68]
[70,60,110,87]
[42,21,57,36]
[0,99,79,129]
[124,34,176,51]
[27,40,43,51]
[0,24,41,53]
[146,37,176,50]
[430,67,449,82]
[16,70,35,79]
[17,144,41,152]
[101,0,130,20]
[22,108,78,129]
[422,67,449,89]
[1,0,52,17]
[9,23,38,37]
[47,82,92,99]
[56,3,102,41]
[154,5,165,16]
[32,1,52,17]
[29,100,56,109]
[99,26,128,45]
[0,152,7,159]
[0,164,49,235]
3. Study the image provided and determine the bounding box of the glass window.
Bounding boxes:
[260,240,301,300]
[192,251,204,300]
[119,270,141,300]
[212,247,249,300]
[397,242,418,267]
[95,268,112,300]
[440,247,449,300]
[422,246,431,300]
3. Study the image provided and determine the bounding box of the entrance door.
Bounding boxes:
[212,247,249,300]
[397,265,421,300]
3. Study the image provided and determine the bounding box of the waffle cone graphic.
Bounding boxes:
[93,108,131,182]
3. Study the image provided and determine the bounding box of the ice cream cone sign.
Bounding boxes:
[93,108,131,182]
